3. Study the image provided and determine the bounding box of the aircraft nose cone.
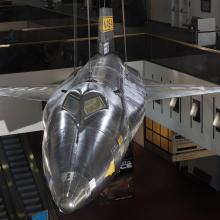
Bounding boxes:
[58,173,91,214]
[59,198,76,214]
[59,191,88,214]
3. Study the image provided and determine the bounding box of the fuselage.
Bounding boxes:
[42,54,145,213]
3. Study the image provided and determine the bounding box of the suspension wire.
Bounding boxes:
[73,0,78,72]
[86,0,92,72]
[121,0,128,63]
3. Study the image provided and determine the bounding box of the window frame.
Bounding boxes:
[62,91,108,119]
[83,94,107,117]
[62,92,81,118]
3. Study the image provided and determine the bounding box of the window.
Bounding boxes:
[84,96,106,116]
[63,92,107,118]
[63,93,80,115]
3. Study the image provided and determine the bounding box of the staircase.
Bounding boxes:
[0,192,9,220]
[0,134,52,219]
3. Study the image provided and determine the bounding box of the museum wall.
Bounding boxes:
[150,0,171,24]
[150,0,220,28]
[190,0,220,28]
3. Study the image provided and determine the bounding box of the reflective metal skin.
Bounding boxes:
[1,7,220,214]
[42,52,145,213]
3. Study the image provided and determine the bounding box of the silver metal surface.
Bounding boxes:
[145,84,220,101]
[1,7,220,214]
[8,51,220,214]
[42,53,144,213]
[0,86,56,101]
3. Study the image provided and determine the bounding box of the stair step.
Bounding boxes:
[16,179,34,186]
[25,204,42,213]
[7,155,26,162]
[9,161,27,167]
[21,191,38,199]
[5,149,24,156]
[18,185,36,192]
[1,138,20,145]
[11,167,29,174]
[3,144,21,151]
[23,197,40,205]
[13,172,32,179]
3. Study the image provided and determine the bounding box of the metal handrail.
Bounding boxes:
[0,32,146,47]
[0,31,219,56]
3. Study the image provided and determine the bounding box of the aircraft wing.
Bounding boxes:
[144,80,220,101]
[0,67,81,102]
[0,86,57,101]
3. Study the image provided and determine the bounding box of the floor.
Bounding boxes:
[55,143,220,220]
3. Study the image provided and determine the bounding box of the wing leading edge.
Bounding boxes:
[1,81,220,102]
[0,86,57,101]
[144,80,220,101]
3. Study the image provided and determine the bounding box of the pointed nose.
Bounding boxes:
[59,198,76,214]
[58,173,90,214]
[59,192,88,214]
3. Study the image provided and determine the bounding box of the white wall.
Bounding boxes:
[150,0,220,28]
[0,68,73,136]
[143,60,220,156]
[190,0,220,28]
[150,0,171,23]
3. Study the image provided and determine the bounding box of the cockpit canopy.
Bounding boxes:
[62,91,107,120]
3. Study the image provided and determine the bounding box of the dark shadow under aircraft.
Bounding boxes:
[0,7,220,214]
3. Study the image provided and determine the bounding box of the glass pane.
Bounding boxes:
[84,96,105,116]
[63,94,80,115]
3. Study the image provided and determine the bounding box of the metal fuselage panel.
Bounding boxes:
[42,54,146,213]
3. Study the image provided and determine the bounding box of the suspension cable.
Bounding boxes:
[73,0,78,72]
[86,0,92,72]
[121,0,128,63]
